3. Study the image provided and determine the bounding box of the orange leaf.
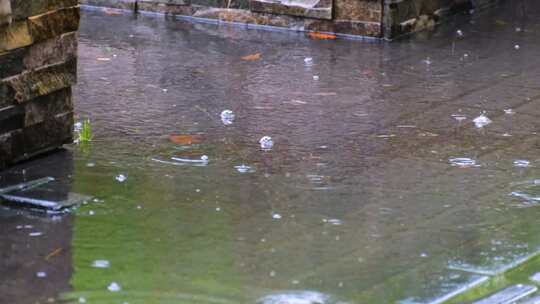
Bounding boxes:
[241,53,262,61]
[308,32,337,40]
[169,135,202,145]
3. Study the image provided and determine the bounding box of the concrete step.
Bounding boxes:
[473,284,537,304]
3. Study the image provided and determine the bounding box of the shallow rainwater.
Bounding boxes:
[3,1,540,303]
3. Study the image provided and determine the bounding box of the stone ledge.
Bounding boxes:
[249,0,332,20]
[0,6,79,52]
[0,31,77,79]
[0,111,73,167]
[10,0,79,21]
[0,1,78,170]
[0,58,76,105]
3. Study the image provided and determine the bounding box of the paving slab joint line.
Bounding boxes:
[447,249,540,277]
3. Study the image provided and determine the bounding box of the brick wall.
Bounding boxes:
[0,0,79,169]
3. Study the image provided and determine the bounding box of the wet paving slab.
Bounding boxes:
[4,1,540,303]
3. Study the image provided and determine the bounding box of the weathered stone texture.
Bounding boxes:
[384,0,501,39]
[0,0,78,169]
[82,0,386,37]
[80,0,500,38]
[1,59,77,104]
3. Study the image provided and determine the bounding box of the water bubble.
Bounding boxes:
[107,282,121,292]
[89,210,95,216]
[423,57,432,65]
[514,160,530,168]
[516,27,522,32]
[220,110,235,125]
[456,29,464,37]
[29,232,43,237]
[86,162,96,167]
[420,252,428,258]
[313,75,320,81]
[201,155,209,162]
[74,122,83,132]
[272,213,282,220]
[504,109,515,115]
[79,297,86,303]
[234,164,254,173]
[259,136,274,150]
[304,57,313,65]
[515,44,520,50]
[269,271,276,277]
[115,174,127,183]
[449,157,479,168]
[92,259,111,268]
[473,114,492,128]
[36,271,47,278]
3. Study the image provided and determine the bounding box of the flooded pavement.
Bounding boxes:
[4,1,540,303]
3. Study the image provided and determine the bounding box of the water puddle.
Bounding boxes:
[23,4,540,304]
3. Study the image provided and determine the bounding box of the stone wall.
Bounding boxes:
[384,0,501,38]
[81,0,500,38]
[0,0,79,169]
[82,0,383,37]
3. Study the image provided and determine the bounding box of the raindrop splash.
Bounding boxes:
[92,260,111,268]
[220,110,235,125]
[115,174,127,183]
[514,160,530,168]
[449,158,479,168]
[107,282,121,292]
[260,136,274,150]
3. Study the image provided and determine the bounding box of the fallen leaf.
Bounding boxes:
[169,135,203,145]
[361,69,374,76]
[308,32,337,40]
[242,53,262,61]
[45,248,63,261]
[104,9,122,16]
